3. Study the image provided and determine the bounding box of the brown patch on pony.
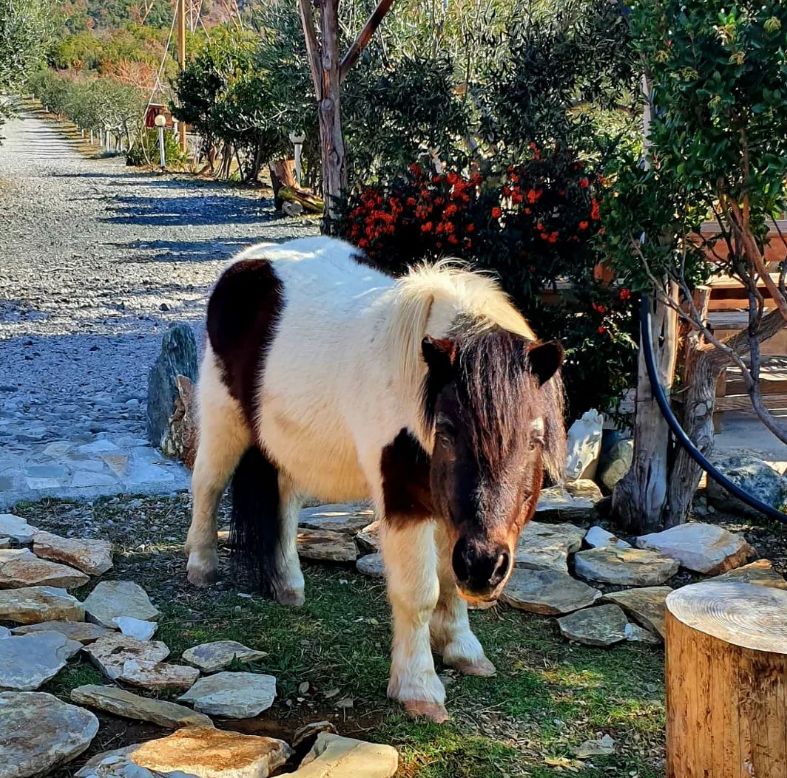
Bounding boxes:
[380,428,434,523]
[207,258,283,428]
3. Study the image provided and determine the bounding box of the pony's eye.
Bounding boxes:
[435,414,456,437]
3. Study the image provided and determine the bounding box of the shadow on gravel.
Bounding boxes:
[108,236,278,264]
[102,194,273,227]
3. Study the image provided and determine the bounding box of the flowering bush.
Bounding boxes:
[337,147,637,416]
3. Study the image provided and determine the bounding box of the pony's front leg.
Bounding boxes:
[430,523,496,677]
[381,520,447,723]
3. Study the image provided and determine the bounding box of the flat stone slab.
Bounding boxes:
[299,504,375,534]
[72,684,213,729]
[179,671,277,718]
[585,525,631,550]
[182,640,268,673]
[297,529,358,563]
[0,691,98,777]
[76,727,291,778]
[536,485,599,521]
[636,522,755,574]
[118,660,200,691]
[0,513,37,545]
[355,521,380,553]
[356,553,385,577]
[574,546,679,586]
[601,586,673,638]
[710,559,787,590]
[557,604,628,647]
[32,530,113,576]
[83,634,170,680]
[0,548,89,589]
[295,732,398,778]
[624,622,661,644]
[83,580,159,627]
[113,616,157,641]
[0,626,10,639]
[12,620,111,643]
[515,521,586,573]
[0,631,81,690]
[0,585,84,624]
[500,569,601,615]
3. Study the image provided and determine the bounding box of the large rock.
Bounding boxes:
[147,324,198,450]
[0,691,98,777]
[355,521,381,553]
[72,684,213,729]
[0,514,38,545]
[597,438,633,492]
[83,580,159,627]
[565,409,603,481]
[160,374,198,469]
[515,521,586,573]
[179,671,277,718]
[32,531,113,576]
[557,604,628,647]
[12,620,111,643]
[182,640,268,673]
[297,529,358,563]
[585,525,631,550]
[0,631,81,690]
[574,546,679,586]
[0,548,89,589]
[0,586,84,624]
[356,553,385,578]
[709,559,787,590]
[113,616,157,641]
[76,727,291,778]
[601,586,673,638]
[119,660,200,691]
[500,569,601,615]
[83,634,170,680]
[707,455,787,517]
[293,732,398,778]
[299,504,375,534]
[636,522,755,574]
[535,486,599,522]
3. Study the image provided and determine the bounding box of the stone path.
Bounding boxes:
[0,107,316,508]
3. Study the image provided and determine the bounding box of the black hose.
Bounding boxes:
[639,295,787,524]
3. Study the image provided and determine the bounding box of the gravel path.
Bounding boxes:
[0,107,316,506]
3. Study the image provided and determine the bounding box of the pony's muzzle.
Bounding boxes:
[451,536,512,600]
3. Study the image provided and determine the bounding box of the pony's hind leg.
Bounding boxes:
[381,519,448,723]
[186,355,252,586]
[430,523,496,677]
[275,473,305,607]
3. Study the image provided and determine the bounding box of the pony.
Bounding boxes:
[184,236,566,722]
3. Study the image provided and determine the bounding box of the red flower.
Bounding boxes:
[592,303,607,314]
[446,171,459,186]
[359,239,369,248]
[443,221,455,234]
[578,220,589,231]
[406,196,417,207]
[548,231,559,244]
[619,288,632,301]
[444,203,458,217]
[408,163,423,177]
[579,177,590,189]
[421,222,433,232]
[466,223,476,233]
[491,206,502,219]
[590,199,601,221]
[447,234,459,245]
[526,189,542,204]
[511,192,523,204]
[597,325,607,335]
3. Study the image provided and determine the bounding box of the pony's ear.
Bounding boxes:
[422,336,458,384]
[526,340,564,386]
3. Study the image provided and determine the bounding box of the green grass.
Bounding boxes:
[18,495,666,777]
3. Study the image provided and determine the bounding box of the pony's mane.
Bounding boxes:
[385,262,536,395]
[383,262,565,482]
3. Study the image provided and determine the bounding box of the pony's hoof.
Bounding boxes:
[452,656,497,677]
[276,587,305,607]
[187,551,218,587]
[403,699,450,723]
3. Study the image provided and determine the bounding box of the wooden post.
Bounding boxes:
[665,581,787,778]
[176,0,188,154]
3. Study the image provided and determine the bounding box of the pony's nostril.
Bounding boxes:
[489,551,510,587]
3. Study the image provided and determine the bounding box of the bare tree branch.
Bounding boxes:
[298,0,322,96]
[340,0,396,82]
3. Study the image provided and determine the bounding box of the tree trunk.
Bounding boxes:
[665,581,787,778]
[317,0,346,233]
[268,159,297,210]
[612,288,678,534]
[667,305,786,525]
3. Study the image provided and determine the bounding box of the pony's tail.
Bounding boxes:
[229,446,281,598]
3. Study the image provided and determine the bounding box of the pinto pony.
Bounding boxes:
[185,236,565,722]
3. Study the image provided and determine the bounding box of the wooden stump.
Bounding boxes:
[665,581,787,778]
